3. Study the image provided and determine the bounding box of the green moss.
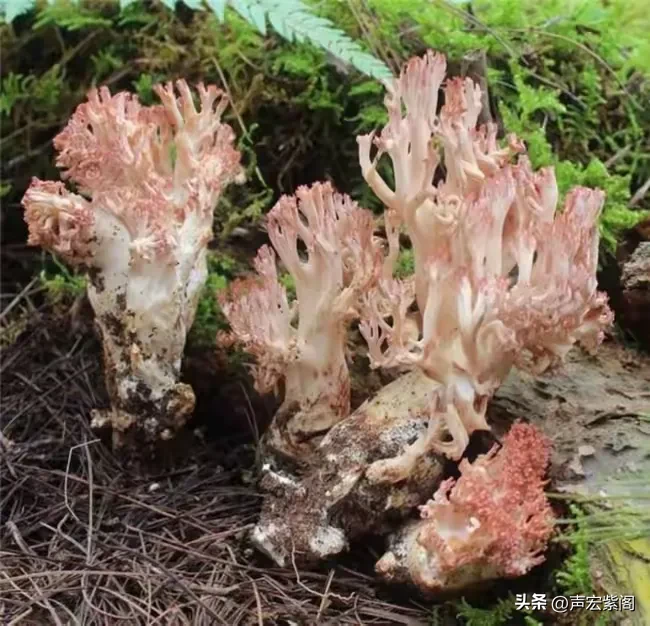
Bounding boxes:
[556,505,594,596]
[453,595,543,626]
[188,272,228,349]
[278,271,296,301]
[6,0,648,230]
[394,248,414,279]
[40,259,87,306]
[187,252,241,349]
[454,597,516,626]
[498,59,646,251]
[554,159,648,252]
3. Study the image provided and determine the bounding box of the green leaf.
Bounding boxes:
[205,0,392,81]
[247,2,267,34]
[267,7,290,38]
[1,0,35,21]
[205,0,227,20]
[231,0,266,34]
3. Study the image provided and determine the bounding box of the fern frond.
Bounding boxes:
[218,0,393,81]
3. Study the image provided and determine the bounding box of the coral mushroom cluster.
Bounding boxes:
[220,50,612,589]
[24,49,614,594]
[376,422,554,592]
[357,52,613,474]
[23,81,242,447]
[220,182,382,461]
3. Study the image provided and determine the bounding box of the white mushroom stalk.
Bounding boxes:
[23,82,242,448]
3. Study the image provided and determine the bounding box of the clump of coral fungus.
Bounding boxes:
[222,49,609,588]
[376,422,554,593]
[220,182,382,462]
[357,51,613,479]
[23,82,242,448]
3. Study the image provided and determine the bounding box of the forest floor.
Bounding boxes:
[1,273,649,626]
[1,314,435,625]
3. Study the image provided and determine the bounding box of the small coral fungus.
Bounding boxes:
[376,422,554,592]
[220,182,382,461]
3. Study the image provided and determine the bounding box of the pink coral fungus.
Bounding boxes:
[220,182,382,461]
[23,81,242,447]
[376,422,554,592]
[357,51,613,471]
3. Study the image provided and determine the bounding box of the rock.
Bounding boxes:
[486,341,650,488]
[621,242,650,290]
[578,444,596,457]
[620,242,650,347]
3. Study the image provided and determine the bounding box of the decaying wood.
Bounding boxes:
[620,241,650,349]
[487,340,649,486]
[493,341,650,623]
[593,538,650,626]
